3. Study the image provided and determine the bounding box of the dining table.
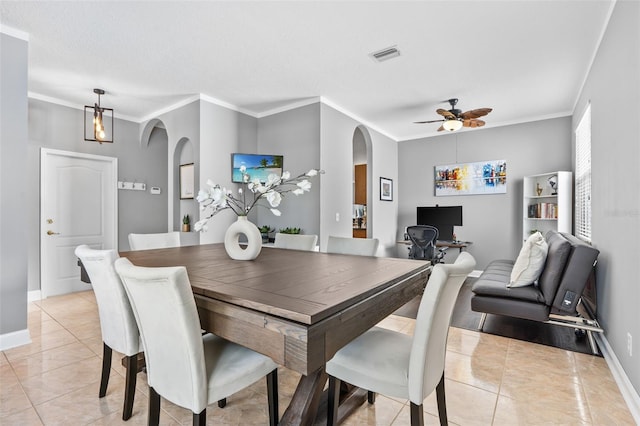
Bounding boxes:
[121,243,431,425]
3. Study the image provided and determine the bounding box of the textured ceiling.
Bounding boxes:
[0,1,614,141]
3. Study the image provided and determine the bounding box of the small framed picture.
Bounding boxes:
[380,177,393,201]
[180,163,195,199]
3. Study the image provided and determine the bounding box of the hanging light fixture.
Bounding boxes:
[442,118,463,132]
[84,88,113,143]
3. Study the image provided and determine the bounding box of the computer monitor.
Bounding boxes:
[416,205,463,241]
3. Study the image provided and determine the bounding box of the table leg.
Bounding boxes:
[280,368,369,426]
[280,368,327,426]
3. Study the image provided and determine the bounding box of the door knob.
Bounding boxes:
[47,230,60,235]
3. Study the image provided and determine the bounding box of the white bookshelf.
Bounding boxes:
[522,171,572,241]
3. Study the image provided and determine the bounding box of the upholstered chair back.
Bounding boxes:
[326,235,379,256]
[74,245,140,356]
[115,258,209,413]
[408,251,475,404]
[128,231,180,251]
[274,233,318,251]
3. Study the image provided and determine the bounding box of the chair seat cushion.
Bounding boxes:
[326,327,412,400]
[203,333,278,403]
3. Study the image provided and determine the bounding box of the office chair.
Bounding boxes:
[406,225,447,264]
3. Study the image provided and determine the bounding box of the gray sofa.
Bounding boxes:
[471,230,602,353]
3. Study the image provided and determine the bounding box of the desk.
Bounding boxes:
[397,239,472,254]
[122,243,430,425]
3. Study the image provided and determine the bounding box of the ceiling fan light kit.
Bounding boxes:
[443,119,463,132]
[414,98,492,132]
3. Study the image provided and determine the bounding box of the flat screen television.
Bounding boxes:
[231,153,283,183]
[416,205,463,241]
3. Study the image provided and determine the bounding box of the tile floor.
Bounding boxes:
[1,290,635,425]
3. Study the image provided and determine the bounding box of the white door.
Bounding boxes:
[41,149,117,298]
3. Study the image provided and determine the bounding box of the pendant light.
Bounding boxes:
[84,88,113,143]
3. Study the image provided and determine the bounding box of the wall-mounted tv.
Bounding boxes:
[231,153,283,183]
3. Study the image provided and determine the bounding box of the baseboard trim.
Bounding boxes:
[28,290,42,302]
[0,329,31,351]
[595,333,640,423]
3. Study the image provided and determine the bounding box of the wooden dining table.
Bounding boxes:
[121,243,431,425]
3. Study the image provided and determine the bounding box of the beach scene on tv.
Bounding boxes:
[232,153,283,183]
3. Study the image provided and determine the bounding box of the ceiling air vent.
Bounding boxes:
[370,45,400,62]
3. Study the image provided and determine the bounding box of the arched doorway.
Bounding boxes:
[352,126,373,238]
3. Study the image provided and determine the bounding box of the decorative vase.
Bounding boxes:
[224,216,262,260]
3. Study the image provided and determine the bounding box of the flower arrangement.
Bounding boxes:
[195,166,323,232]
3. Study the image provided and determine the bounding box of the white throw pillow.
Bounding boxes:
[509,232,548,287]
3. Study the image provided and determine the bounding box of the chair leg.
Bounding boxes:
[410,402,425,426]
[193,409,206,426]
[436,373,447,426]
[367,391,376,404]
[122,354,138,420]
[99,343,112,398]
[327,376,341,426]
[148,387,161,426]
[217,398,226,408]
[478,312,487,331]
[266,369,279,426]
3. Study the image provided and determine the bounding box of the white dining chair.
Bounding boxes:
[74,245,141,421]
[128,231,180,251]
[273,233,318,251]
[326,252,476,426]
[326,235,379,256]
[114,258,279,426]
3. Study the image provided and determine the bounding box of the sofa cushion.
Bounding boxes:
[537,231,572,305]
[509,232,548,287]
[472,269,545,304]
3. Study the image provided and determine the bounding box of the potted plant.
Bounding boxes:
[279,227,301,235]
[182,214,190,232]
[259,225,274,243]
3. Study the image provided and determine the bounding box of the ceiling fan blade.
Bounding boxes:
[436,108,456,119]
[463,119,486,128]
[437,125,445,132]
[414,119,444,124]
[460,108,492,119]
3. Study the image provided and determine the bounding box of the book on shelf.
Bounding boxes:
[527,203,558,219]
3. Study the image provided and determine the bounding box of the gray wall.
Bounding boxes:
[0,33,29,335]
[573,0,639,395]
[398,117,572,269]
[257,103,321,236]
[27,98,168,286]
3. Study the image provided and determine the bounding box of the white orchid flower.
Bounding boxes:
[270,208,282,216]
[297,179,312,192]
[292,188,304,196]
[238,187,243,194]
[256,184,268,194]
[266,173,281,187]
[239,165,246,173]
[266,190,282,207]
[196,189,210,203]
[306,169,318,177]
[281,171,291,180]
[206,179,216,187]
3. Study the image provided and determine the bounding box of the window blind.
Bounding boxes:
[575,104,592,242]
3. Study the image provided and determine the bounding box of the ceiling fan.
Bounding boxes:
[414,98,492,132]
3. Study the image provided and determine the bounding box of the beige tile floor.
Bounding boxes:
[1,290,635,425]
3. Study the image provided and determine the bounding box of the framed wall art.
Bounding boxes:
[180,163,195,199]
[435,159,507,196]
[380,177,393,201]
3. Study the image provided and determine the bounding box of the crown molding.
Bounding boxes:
[320,97,399,142]
[0,24,29,41]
